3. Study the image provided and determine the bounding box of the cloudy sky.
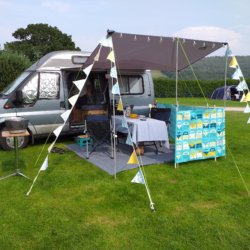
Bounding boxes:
[0,0,249,55]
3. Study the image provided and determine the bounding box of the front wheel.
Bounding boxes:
[0,135,29,150]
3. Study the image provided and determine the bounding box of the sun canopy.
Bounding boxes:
[87,31,227,71]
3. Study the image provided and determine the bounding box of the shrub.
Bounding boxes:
[0,50,31,91]
[153,77,247,98]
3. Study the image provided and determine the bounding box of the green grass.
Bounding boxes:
[0,100,249,249]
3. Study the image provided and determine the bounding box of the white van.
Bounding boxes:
[0,51,154,149]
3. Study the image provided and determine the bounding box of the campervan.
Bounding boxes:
[0,51,154,150]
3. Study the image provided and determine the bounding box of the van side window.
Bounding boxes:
[39,73,60,99]
[118,76,144,95]
[22,73,39,104]
[21,72,60,104]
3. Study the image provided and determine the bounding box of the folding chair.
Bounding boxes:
[151,107,171,129]
[85,114,111,158]
[150,107,171,150]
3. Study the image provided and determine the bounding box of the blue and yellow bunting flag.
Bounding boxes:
[53,125,64,138]
[107,50,115,63]
[236,79,248,91]
[122,117,128,128]
[68,94,79,106]
[73,79,87,91]
[60,110,71,122]
[244,103,250,113]
[112,83,120,95]
[232,68,243,80]
[229,56,238,68]
[83,64,93,76]
[240,93,246,102]
[243,92,250,102]
[117,97,123,111]
[99,36,113,48]
[40,156,48,171]
[131,169,145,184]
[126,134,133,146]
[127,150,139,165]
[225,48,233,57]
[94,50,100,61]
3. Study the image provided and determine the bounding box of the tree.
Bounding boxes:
[4,23,80,62]
[0,51,31,91]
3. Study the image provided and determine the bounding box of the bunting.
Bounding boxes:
[112,82,120,95]
[126,134,133,146]
[243,103,250,113]
[94,49,100,61]
[68,94,79,106]
[127,150,139,165]
[122,117,128,128]
[83,64,94,76]
[225,48,233,57]
[48,141,56,153]
[243,92,250,102]
[61,110,71,122]
[105,40,154,209]
[117,97,123,111]
[229,56,238,68]
[131,169,145,184]
[40,156,48,171]
[236,79,248,91]
[232,68,243,80]
[99,36,113,48]
[73,79,87,91]
[107,51,115,63]
[27,63,93,196]
[229,51,249,124]
[53,124,64,138]
[240,93,246,102]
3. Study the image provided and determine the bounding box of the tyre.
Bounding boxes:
[0,135,29,150]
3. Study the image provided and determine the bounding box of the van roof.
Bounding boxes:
[26,50,91,71]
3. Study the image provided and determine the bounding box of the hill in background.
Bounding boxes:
[159,56,250,80]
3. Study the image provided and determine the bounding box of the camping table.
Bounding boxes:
[0,130,30,181]
[112,115,169,148]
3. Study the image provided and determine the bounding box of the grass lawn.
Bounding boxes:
[0,99,249,249]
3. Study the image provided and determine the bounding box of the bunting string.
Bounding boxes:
[26,63,94,196]
[227,49,250,122]
[106,36,155,210]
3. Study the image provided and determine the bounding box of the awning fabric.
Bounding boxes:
[87,31,227,71]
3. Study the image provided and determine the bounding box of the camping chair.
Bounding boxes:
[151,107,171,129]
[85,113,111,158]
[150,107,171,149]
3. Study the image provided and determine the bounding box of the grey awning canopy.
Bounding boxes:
[87,31,227,71]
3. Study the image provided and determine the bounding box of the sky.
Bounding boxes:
[0,0,249,56]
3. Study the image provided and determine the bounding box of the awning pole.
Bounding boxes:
[175,38,179,169]
[176,38,179,109]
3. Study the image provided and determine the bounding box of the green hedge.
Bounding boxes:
[153,77,249,98]
[0,50,31,91]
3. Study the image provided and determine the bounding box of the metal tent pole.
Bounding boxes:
[175,38,179,169]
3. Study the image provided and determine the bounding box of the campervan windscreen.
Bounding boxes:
[1,72,31,96]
